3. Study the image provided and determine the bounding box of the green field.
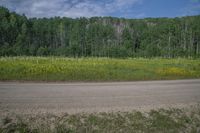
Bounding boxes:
[0,57,200,81]
[1,105,200,133]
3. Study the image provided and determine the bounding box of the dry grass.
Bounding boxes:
[0,105,200,133]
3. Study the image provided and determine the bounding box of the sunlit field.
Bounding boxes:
[0,57,200,81]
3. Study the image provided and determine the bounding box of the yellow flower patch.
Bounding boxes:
[157,67,191,76]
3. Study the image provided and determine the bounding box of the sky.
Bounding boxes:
[0,0,200,18]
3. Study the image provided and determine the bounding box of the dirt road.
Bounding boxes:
[0,79,200,114]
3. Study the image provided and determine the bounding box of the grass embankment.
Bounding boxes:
[0,57,200,81]
[1,106,200,133]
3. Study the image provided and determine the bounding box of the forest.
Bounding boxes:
[0,6,200,58]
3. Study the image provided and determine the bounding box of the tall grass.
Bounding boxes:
[0,57,200,81]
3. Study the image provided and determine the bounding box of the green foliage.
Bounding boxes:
[36,47,49,56]
[0,6,200,57]
[0,57,200,81]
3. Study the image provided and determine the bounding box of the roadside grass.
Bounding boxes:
[0,106,200,133]
[0,57,200,81]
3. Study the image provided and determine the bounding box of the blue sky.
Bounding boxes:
[0,0,200,18]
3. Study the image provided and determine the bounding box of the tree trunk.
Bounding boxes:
[168,33,171,58]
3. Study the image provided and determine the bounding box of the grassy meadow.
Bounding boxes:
[0,57,200,81]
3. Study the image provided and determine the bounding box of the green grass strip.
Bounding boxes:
[0,57,200,81]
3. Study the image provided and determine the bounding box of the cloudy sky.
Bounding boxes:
[0,0,200,18]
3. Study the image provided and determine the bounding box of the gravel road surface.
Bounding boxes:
[0,79,200,114]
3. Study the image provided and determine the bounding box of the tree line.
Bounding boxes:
[0,6,200,58]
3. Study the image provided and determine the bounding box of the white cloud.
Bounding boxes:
[0,0,142,18]
[115,0,139,7]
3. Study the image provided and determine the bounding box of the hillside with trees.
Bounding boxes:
[0,6,200,58]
